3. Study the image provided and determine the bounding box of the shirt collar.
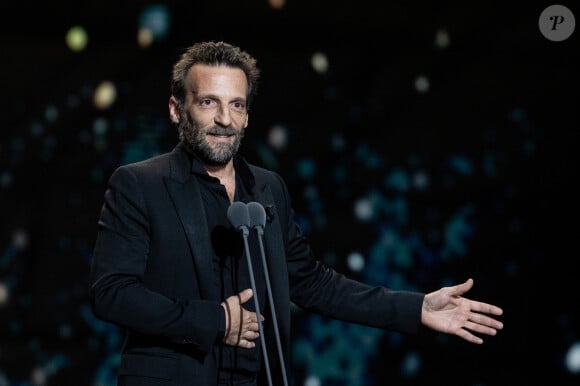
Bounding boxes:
[186,149,256,194]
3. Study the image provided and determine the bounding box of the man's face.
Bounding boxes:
[176,64,249,166]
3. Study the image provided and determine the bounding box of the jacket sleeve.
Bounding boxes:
[88,165,224,353]
[271,172,425,335]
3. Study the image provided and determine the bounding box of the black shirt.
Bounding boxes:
[190,153,266,376]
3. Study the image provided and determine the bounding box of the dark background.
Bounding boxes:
[0,1,578,385]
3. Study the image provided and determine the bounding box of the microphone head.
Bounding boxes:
[227,201,250,231]
[247,201,267,228]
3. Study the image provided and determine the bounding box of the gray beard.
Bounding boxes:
[179,116,244,166]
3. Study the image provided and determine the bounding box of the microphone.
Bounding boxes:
[247,201,267,234]
[246,202,289,386]
[227,201,273,386]
[227,201,250,236]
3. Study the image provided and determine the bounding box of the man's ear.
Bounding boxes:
[244,113,249,128]
[168,96,180,124]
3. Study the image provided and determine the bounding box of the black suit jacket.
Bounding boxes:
[89,143,424,385]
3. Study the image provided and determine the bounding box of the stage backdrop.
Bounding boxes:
[0,1,578,385]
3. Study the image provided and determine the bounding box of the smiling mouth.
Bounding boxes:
[208,133,233,138]
[207,133,234,143]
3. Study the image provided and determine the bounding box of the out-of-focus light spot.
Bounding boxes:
[138,4,170,47]
[93,117,109,136]
[449,155,473,175]
[256,143,279,171]
[434,28,450,49]
[304,375,321,386]
[65,26,88,52]
[331,133,345,151]
[0,282,9,306]
[268,0,286,10]
[0,371,8,385]
[45,105,58,123]
[510,107,526,122]
[414,75,430,93]
[30,122,44,138]
[268,124,288,150]
[385,168,410,192]
[303,185,318,200]
[566,341,580,373]
[311,52,329,74]
[10,320,21,334]
[412,170,429,190]
[347,251,365,272]
[297,158,316,180]
[354,198,374,221]
[137,28,154,48]
[93,81,117,110]
[523,139,536,155]
[59,323,72,339]
[13,229,29,250]
[0,172,12,188]
[401,351,422,377]
[31,367,47,386]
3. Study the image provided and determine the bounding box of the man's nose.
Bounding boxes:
[214,106,232,127]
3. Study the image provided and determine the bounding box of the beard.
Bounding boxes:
[178,111,244,166]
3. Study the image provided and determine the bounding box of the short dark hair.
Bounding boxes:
[171,41,260,110]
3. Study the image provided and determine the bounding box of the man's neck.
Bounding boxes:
[205,160,237,202]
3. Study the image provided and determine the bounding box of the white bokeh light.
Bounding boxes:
[0,282,9,306]
[347,251,365,272]
[354,198,374,221]
[268,124,288,150]
[304,375,321,386]
[414,75,430,94]
[565,341,580,374]
[311,52,329,74]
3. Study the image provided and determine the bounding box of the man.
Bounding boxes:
[89,41,503,386]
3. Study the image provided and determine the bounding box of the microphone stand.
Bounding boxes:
[228,202,273,386]
[247,201,289,386]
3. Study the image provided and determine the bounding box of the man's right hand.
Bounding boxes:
[221,288,264,348]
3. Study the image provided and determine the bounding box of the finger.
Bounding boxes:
[469,313,504,330]
[451,278,474,296]
[464,320,499,336]
[238,288,253,304]
[239,339,256,349]
[456,328,484,344]
[247,313,266,324]
[470,301,504,316]
[246,330,260,341]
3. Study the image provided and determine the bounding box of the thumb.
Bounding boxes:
[453,278,474,296]
[238,288,254,304]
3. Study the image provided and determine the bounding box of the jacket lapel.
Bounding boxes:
[163,146,219,301]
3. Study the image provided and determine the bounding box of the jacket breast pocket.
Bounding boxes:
[118,352,177,382]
